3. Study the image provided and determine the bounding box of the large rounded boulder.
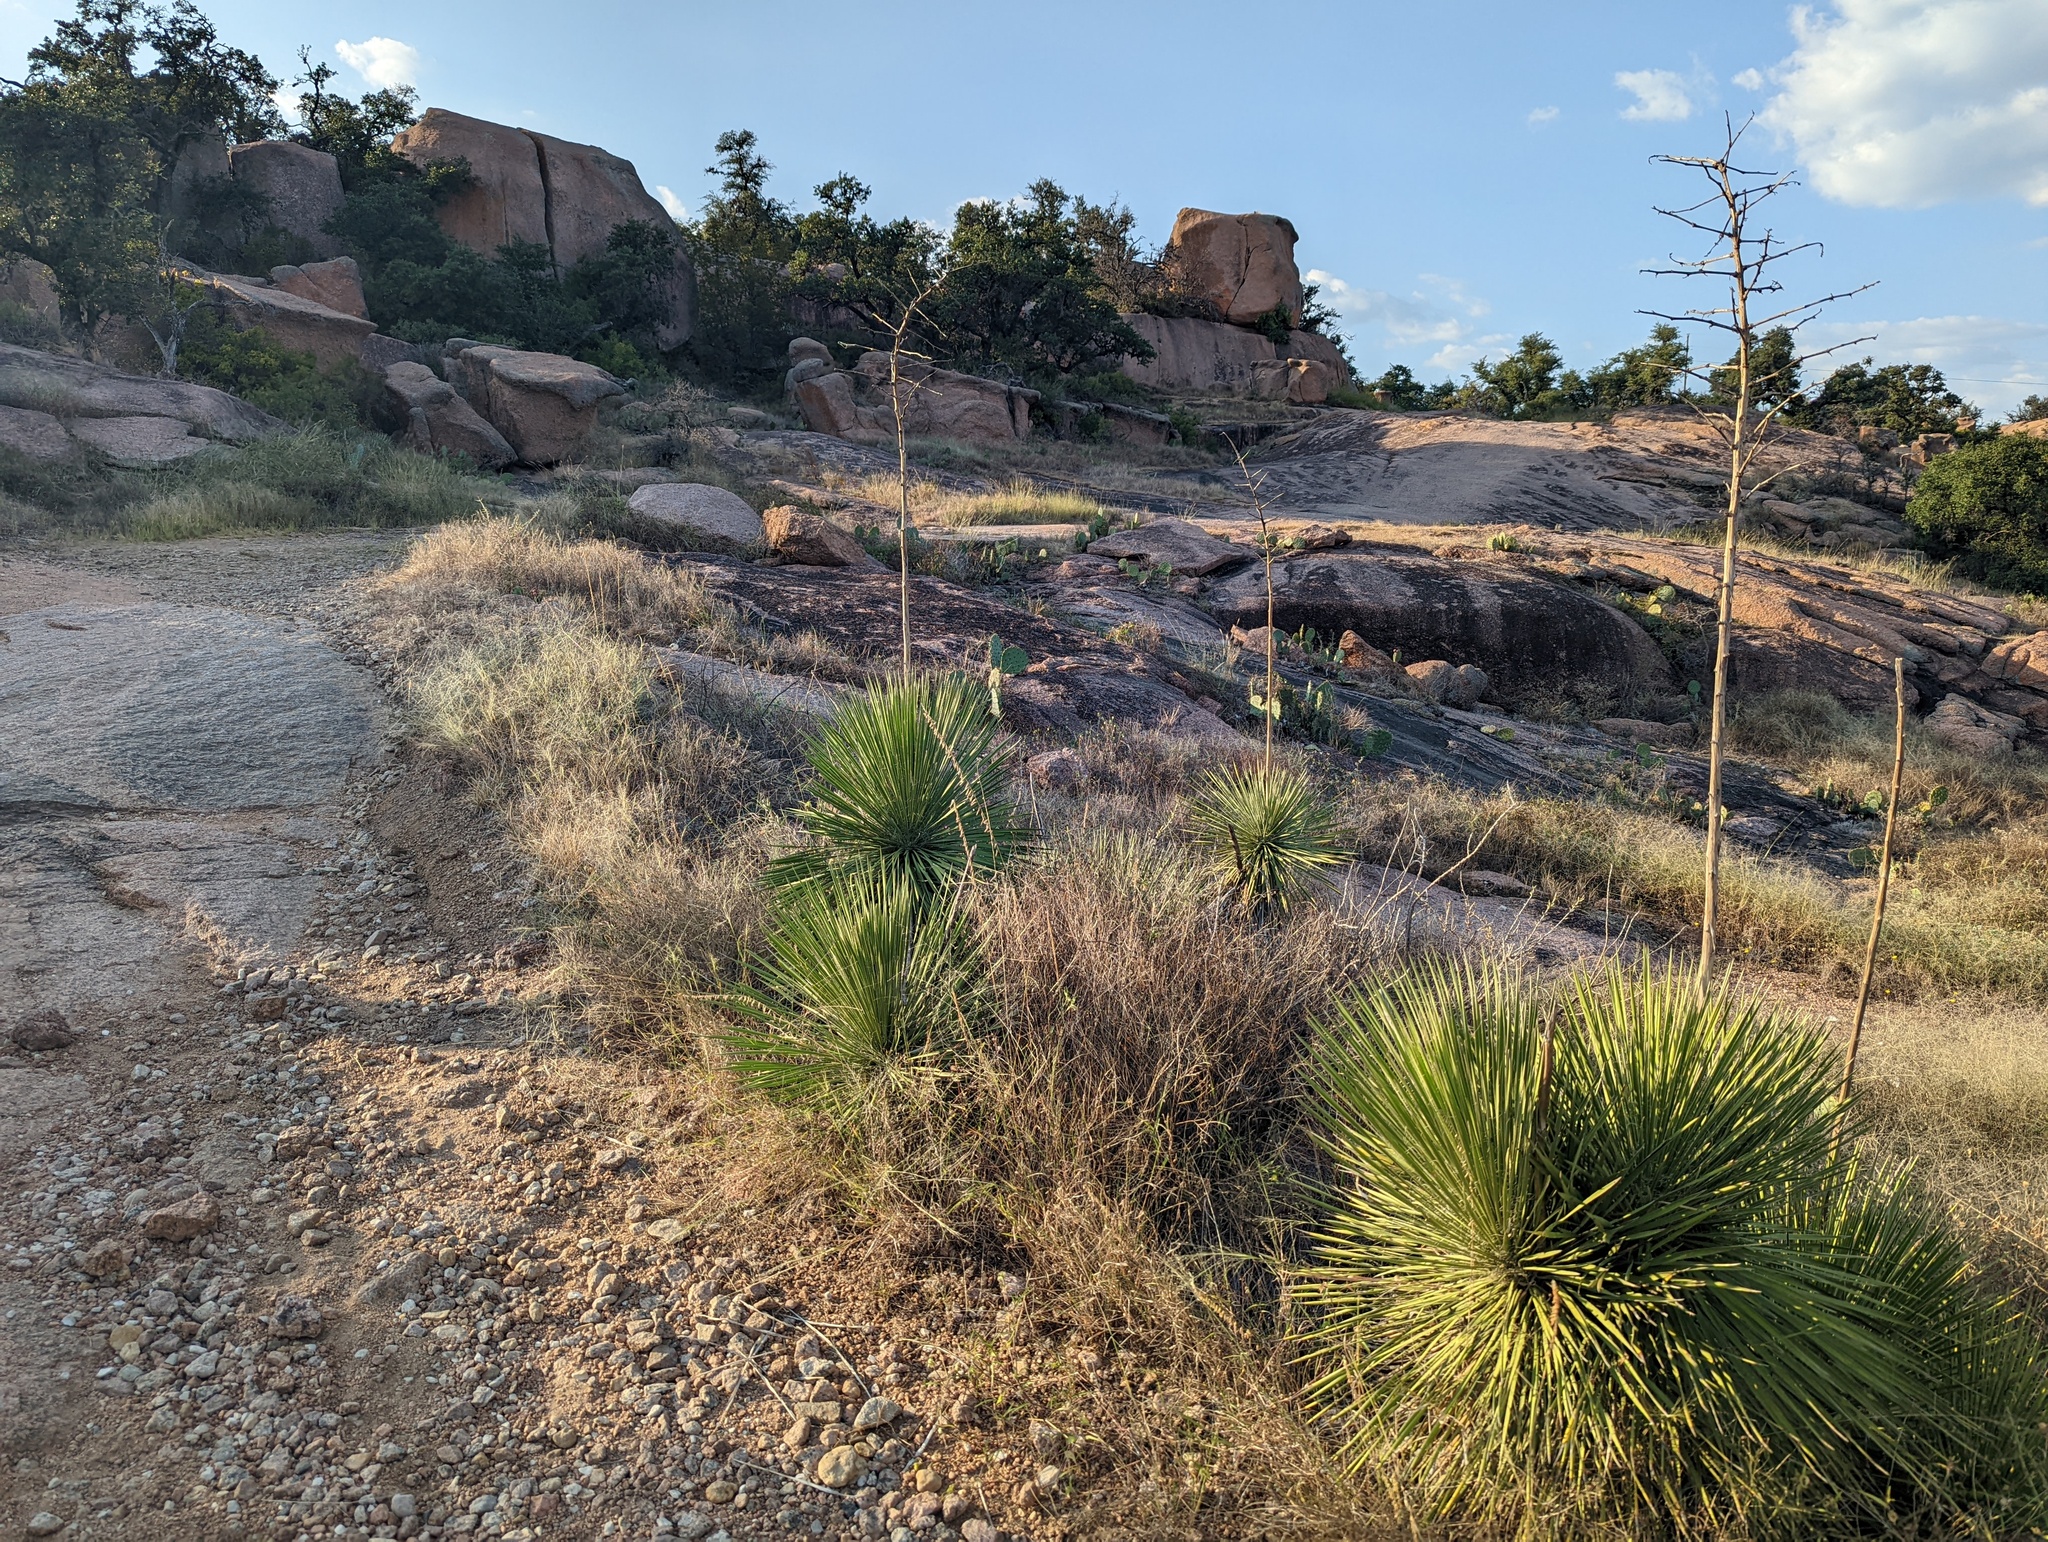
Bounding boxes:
[1206,548,1673,708]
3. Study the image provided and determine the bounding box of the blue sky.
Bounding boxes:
[4,0,2045,414]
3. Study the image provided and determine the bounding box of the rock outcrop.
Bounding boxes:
[381,362,514,469]
[445,344,626,465]
[1120,312,1349,396]
[0,342,277,448]
[626,482,764,547]
[1206,547,1675,710]
[267,257,367,319]
[791,352,1039,444]
[764,504,878,567]
[1086,519,1246,577]
[390,109,693,349]
[197,272,375,369]
[226,141,345,259]
[1166,210,1303,326]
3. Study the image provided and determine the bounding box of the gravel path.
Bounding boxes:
[0,537,1031,1542]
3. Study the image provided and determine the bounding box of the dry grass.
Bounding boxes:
[828,472,1110,528]
[1337,769,2048,997]
[1845,994,2048,1312]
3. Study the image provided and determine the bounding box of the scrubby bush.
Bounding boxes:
[767,678,1031,900]
[1186,762,1346,915]
[724,877,982,1115]
[1294,962,2048,1531]
[1907,434,2048,589]
[177,309,378,429]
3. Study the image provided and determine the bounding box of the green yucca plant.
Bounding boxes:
[1186,761,1346,916]
[722,877,981,1116]
[1293,962,2048,1531]
[768,677,1031,901]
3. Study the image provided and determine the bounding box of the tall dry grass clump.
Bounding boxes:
[408,616,776,1039]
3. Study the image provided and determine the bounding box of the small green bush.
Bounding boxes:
[1293,962,2048,1531]
[768,678,1031,901]
[178,310,380,431]
[1186,762,1346,916]
[723,877,981,1116]
[1907,435,2048,589]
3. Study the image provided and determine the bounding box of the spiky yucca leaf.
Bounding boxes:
[1293,962,2048,1531]
[721,878,981,1117]
[768,678,1031,901]
[1185,762,1345,915]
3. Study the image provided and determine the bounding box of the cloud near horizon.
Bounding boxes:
[1760,0,2048,207]
[1308,269,1507,374]
[335,36,421,92]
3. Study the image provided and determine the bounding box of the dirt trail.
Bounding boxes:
[0,538,1024,1542]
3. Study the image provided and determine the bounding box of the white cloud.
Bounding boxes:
[334,36,421,91]
[1805,312,2048,415]
[1527,105,1560,125]
[1307,269,1506,375]
[270,84,302,124]
[656,186,689,223]
[1732,67,1766,90]
[1615,68,1694,121]
[1760,1,2048,207]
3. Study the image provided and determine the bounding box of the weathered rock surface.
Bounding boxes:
[1250,356,1335,404]
[1207,548,1674,708]
[64,414,214,466]
[1165,209,1303,326]
[1927,693,2026,755]
[227,141,345,258]
[1238,407,1905,532]
[856,353,1036,441]
[0,342,277,442]
[446,344,625,465]
[764,504,878,567]
[0,602,377,814]
[626,481,764,547]
[382,361,515,469]
[1086,519,1246,577]
[391,108,693,347]
[267,256,367,319]
[0,257,63,341]
[0,402,74,460]
[1118,312,1347,393]
[197,272,377,369]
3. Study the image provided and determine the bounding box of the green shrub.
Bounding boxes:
[178,310,378,430]
[723,877,981,1116]
[1907,435,2048,589]
[767,678,1031,901]
[1186,762,1346,916]
[1293,962,2048,1531]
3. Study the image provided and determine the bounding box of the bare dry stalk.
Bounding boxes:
[1645,116,1873,990]
[1230,440,1282,774]
[1840,656,1908,1109]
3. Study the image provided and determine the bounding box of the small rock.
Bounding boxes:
[141,1191,220,1241]
[548,1423,580,1450]
[817,1443,868,1488]
[853,1395,901,1431]
[782,1415,813,1451]
[942,1493,974,1524]
[269,1296,324,1339]
[390,1494,418,1518]
[11,1010,76,1051]
[671,1514,713,1541]
[997,1272,1026,1302]
[80,1239,131,1279]
[27,1513,64,1538]
[703,1479,738,1504]
[1025,748,1085,793]
[959,1520,999,1542]
[1029,1420,1063,1459]
[1337,630,1395,676]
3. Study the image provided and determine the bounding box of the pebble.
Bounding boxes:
[816,1444,868,1488]
[26,1514,62,1538]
